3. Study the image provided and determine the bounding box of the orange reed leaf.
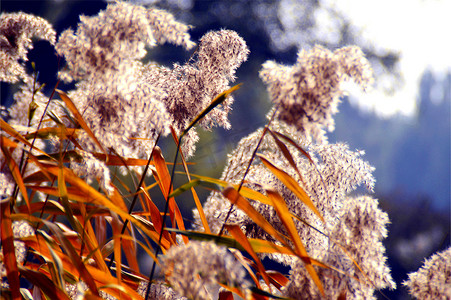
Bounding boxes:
[266,189,324,296]
[257,154,325,223]
[171,126,211,234]
[222,187,289,244]
[0,118,47,156]
[225,224,270,287]
[1,201,21,300]
[19,266,70,300]
[1,144,30,213]
[151,146,187,243]
[43,220,100,296]
[56,90,107,156]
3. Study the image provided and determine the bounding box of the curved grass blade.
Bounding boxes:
[1,144,30,212]
[257,154,324,223]
[24,127,79,140]
[166,228,295,255]
[229,248,261,288]
[19,267,70,300]
[43,220,100,296]
[171,127,211,233]
[152,147,187,242]
[56,90,107,156]
[222,187,289,244]
[225,224,270,286]
[270,130,314,163]
[1,201,21,300]
[0,118,47,156]
[168,179,201,198]
[266,270,289,289]
[266,189,324,296]
[31,164,172,249]
[182,84,241,136]
[249,286,292,300]
[268,128,304,182]
[188,173,273,206]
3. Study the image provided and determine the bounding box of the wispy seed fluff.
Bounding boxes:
[0,12,56,83]
[403,247,451,299]
[283,196,396,299]
[55,1,194,82]
[144,29,249,158]
[55,1,195,160]
[194,121,394,298]
[260,45,373,142]
[161,241,247,300]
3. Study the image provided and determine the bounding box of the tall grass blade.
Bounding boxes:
[56,90,107,156]
[19,267,70,300]
[257,153,325,223]
[268,128,304,181]
[269,130,314,163]
[266,189,324,296]
[182,84,241,136]
[222,187,289,244]
[171,127,211,233]
[1,144,30,212]
[225,224,270,286]
[1,201,21,300]
[43,220,100,296]
[0,118,47,156]
[152,147,187,242]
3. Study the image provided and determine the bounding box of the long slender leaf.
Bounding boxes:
[1,144,30,213]
[270,130,314,163]
[257,154,325,223]
[1,201,21,300]
[56,90,107,155]
[19,267,70,300]
[228,248,261,287]
[266,270,289,289]
[225,224,270,286]
[222,187,289,244]
[188,173,274,206]
[182,84,241,136]
[0,118,47,156]
[111,214,123,286]
[170,127,211,233]
[43,220,100,296]
[29,181,171,250]
[266,189,324,296]
[140,187,174,245]
[152,147,187,243]
[24,127,80,140]
[268,128,304,181]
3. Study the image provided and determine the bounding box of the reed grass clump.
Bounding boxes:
[3,2,435,299]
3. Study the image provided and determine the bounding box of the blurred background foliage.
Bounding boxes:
[1,0,449,298]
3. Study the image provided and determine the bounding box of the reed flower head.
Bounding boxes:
[283,195,395,299]
[260,45,373,142]
[0,12,56,83]
[0,76,53,199]
[195,120,393,297]
[161,240,247,300]
[137,281,188,300]
[68,66,172,159]
[144,29,249,157]
[196,123,375,242]
[55,1,195,158]
[55,1,193,82]
[403,247,451,299]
